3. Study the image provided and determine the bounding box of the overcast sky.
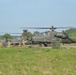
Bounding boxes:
[0,0,76,34]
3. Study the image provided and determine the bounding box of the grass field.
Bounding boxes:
[0,47,76,75]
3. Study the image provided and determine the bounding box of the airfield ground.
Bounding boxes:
[25,43,76,49]
[0,47,76,75]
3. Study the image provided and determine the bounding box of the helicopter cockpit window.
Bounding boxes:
[41,33,47,36]
[34,32,46,37]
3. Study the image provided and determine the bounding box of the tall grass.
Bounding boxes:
[0,48,76,75]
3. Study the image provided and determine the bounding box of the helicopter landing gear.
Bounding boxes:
[43,43,48,47]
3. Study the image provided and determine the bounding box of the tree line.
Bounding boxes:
[0,31,40,39]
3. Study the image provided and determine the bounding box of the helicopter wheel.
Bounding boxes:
[44,43,48,47]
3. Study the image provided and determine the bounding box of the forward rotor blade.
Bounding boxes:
[20,26,72,30]
[21,27,50,29]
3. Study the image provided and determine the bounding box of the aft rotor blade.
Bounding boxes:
[62,31,69,37]
[0,32,22,34]
[62,31,75,42]
[9,33,22,34]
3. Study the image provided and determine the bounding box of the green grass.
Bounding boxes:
[0,47,76,75]
[70,32,76,37]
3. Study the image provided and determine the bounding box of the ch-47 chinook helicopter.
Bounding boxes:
[21,26,76,47]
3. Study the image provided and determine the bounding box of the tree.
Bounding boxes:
[22,31,33,37]
[33,31,40,36]
[63,28,76,37]
[2,33,12,42]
